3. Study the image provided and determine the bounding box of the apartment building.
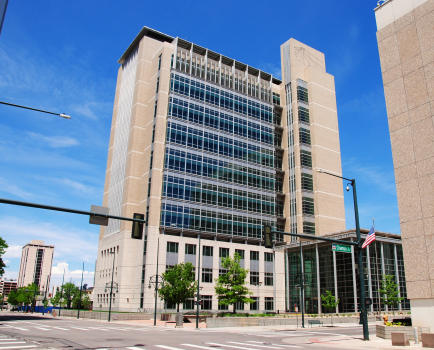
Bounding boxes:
[94,26,345,312]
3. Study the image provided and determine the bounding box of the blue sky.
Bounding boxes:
[0,0,399,287]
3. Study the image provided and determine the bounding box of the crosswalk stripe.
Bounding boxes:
[0,346,37,349]
[126,347,146,350]
[246,342,301,348]
[182,344,219,350]
[2,325,28,331]
[95,348,109,350]
[51,327,68,330]
[0,343,26,345]
[0,340,17,342]
[34,327,50,331]
[227,342,284,349]
[70,327,89,331]
[155,346,185,350]
[207,343,258,350]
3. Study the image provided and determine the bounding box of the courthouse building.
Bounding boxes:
[94,26,346,312]
[375,0,434,329]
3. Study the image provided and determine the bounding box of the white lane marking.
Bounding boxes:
[0,343,27,345]
[155,346,185,350]
[70,327,89,331]
[0,340,17,342]
[182,344,218,350]
[126,348,146,350]
[2,325,28,331]
[51,327,69,330]
[207,343,259,350]
[0,346,37,350]
[95,349,109,350]
[34,327,50,331]
[246,342,301,348]
[227,342,284,349]
[88,327,110,331]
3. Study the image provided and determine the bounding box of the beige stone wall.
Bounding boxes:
[376,0,434,302]
[280,38,346,237]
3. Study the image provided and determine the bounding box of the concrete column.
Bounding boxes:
[381,242,387,312]
[351,239,357,313]
[366,245,373,314]
[316,243,321,315]
[333,250,338,313]
[394,244,402,312]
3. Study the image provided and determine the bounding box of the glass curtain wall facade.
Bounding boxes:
[161,49,282,239]
[286,231,409,314]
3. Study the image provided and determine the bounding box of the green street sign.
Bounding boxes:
[332,244,351,253]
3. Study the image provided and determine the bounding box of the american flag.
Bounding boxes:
[362,226,376,249]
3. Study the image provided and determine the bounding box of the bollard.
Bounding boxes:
[414,327,419,344]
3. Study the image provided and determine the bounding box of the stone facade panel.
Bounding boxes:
[390,127,415,168]
[384,78,408,117]
[396,179,422,222]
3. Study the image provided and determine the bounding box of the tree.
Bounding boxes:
[379,274,404,315]
[321,290,339,326]
[214,252,254,313]
[50,290,66,308]
[158,262,197,312]
[0,237,9,276]
[72,293,92,310]
[7,284,38,310]
[62,282,79,309]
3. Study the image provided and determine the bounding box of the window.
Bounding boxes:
[301,173,313,191]
[149,151,154,169]
[299,128,311,145]
[264,252,273,262]
[154,101,158,118]
[235,249,244,259]
[140,293,144,308]
[141,265,146,283]
[156,77,160,93]
[219,247,229,258]
[219,269,228,276]
[272,92,280,106]
[201,295,212,310]
[235,301,244,311]
[202,268,212,283]
[167,242,179,253]
[218,303,228,310]
[264,272,273,286]
[297,86,308,103]
[303,222,315,234]
[300,150,312,168]
[250,251,259,261]
[298,106,310,124]
[265,297,274,311]
[152,124,156,143]
[203,246,213,256]
[185,244,196,255]
[158,54,162,70]
[250,297,259,310]
[302,197,315,215]
[250,271,259,285]
[183,299,194,309]
[147,177,152,197]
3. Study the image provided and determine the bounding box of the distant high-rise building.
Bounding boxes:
[94,26,345,312]
[18,240,54,292]
[374,0,434,330]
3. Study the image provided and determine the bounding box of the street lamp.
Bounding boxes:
[104,251,117,322]
[316,168,369,340]
[148,274,164,326]
[294,273,309,328]
[0,101,71,119]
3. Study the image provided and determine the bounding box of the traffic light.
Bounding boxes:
[131,213,144,239]
[263,225,273,248]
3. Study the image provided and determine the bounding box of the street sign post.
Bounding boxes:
[332,244,351,253]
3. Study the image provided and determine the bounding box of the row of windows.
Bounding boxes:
[163,175,276,215]
[166,121,274,168]
[301,173,313,191]
[180,296,274,311]
[297,86,309,103]
[164,148,276,192]
[300,150,312,168]
[298,106,310,124]
[302,197,315,216]
[299,128,311,146]
[161,203,278,239]
[169,97,274,146]
[171,73,274,124]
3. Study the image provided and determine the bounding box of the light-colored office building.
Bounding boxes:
[94,26,345,312]
[375,0,434,330]
[17,240,54,293]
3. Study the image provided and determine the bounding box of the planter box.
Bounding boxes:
[376,324,430,340]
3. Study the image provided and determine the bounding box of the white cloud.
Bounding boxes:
[4,245,22,259]
[0,177,32,199]
[27,132,80,148]
[51,262,95,286]
[4,260,10,264]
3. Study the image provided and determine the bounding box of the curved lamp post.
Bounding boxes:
[0,101,71,119]
[148,274,164,326]
[316,169,369,340]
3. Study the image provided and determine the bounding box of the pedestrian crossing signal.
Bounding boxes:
[263,226,273,248]
[131,213,144,239]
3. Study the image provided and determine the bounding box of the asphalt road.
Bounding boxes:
[0,313,376,350]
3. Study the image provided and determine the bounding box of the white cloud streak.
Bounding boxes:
[27,132,80,148]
